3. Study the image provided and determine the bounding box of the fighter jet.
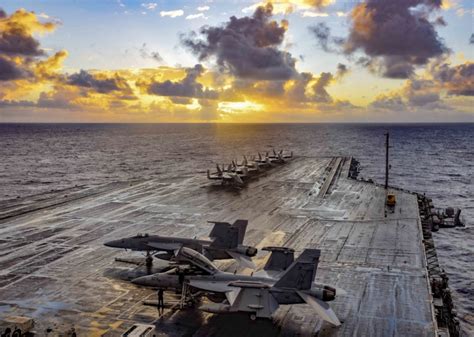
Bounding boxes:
[241,155,261,170]
[268,149,293,163]
[207,164,247,187]
[104,220,257,269]
[132,246,341,326]
[230,158,259,176]
[254,152,272,167]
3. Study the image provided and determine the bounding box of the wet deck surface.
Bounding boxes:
[0,157,436,336]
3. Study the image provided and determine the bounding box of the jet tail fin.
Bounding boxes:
[208,219,248,248]
[232,219,248,245]
[209,222,239,248]
[274,249,320,290]
[263,246,294,272]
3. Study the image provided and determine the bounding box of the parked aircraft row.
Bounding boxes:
[207,150,293,187]
[104,218,341,326]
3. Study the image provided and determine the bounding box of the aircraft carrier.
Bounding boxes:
[0,156,459,336]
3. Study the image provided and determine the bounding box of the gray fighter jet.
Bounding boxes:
[207,164,247,187]
[268,149,293,163]
[132,246,341,326]
[104,220,257,269]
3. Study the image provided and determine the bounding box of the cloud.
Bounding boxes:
[197,6,210,11]
[186,13,207,20]
[182,3,297,80]
[470,34,474,44]
[37,87,78,109]
[344,0,449,78]
[0,8,56,57]
[310,1,450,79]
[0,8,62,84]
[146,64,218,99]
[0,56,28,80]
[369,59,474,115]
[300,0,335,8]
[312,72,333,103]
[139,43,164,63]
[302,11,329,17]
[160,10,184,18]
[455,7,474,17]
[67,70,131,94]
[0,99,35,107]
[141,3,158,11]
[309,23,344,53]
[335,63,349,79]
[242,0,334,14]
[34,50,68,80]
[431,61,474,96]
[0,7,354,122]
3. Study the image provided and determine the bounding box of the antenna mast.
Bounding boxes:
[385,132,390,189]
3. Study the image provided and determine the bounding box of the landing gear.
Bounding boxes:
[145,251,153,274]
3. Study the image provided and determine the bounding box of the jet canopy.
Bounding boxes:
[178,247,218,274]
[134,233,149,238]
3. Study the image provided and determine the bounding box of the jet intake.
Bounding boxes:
[235,245,258,257]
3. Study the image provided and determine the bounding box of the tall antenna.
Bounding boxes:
[385,132,390,189]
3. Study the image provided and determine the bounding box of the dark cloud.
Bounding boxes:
[139,43,164,63]
[0,28,43,56]
[470,34,474,45]
[432,62,474,96]
[148,64,218,99]
[336,63,349,79]
[312,72,333,103]
[67,70,129,93]
[0,56,28,80]
[0,99,35,107]
[404,79,441,105]
[287,72,312,101]
[181,3,297,80]
[0,9,54,57]
[309,23,344,53]
[311,0,449,79]
[344,0,448,78]
[370,95,406,110]
[231,78,286,98]
[0,8,58,83]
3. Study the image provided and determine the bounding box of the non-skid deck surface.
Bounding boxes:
[0,157,436,336]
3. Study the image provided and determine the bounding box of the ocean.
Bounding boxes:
[0,123,472,334]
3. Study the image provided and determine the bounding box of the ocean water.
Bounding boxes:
[0,123,473,333]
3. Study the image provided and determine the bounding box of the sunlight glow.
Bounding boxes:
[217,101,264,115]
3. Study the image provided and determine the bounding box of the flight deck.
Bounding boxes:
[0,156,440,336]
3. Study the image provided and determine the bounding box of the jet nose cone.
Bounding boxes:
[104,239,123,248]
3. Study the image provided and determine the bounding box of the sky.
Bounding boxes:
[0,0,473,122]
